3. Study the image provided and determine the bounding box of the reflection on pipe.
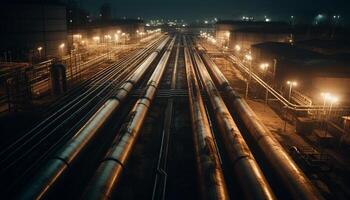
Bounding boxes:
[184,37,229,200]
[82,37,176,200]
[192,48,276,200]
[201,52,324,200]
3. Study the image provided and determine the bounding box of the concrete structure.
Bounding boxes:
[0,2,68,61]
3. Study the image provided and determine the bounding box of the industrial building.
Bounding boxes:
[215,20,349,51]
[251,42,350,104]
[215,20,289,48]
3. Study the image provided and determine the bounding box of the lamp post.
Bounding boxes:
[225,31,230,49]
[273,58,277,87]
[59,43,65,59]
[323,95,338,148]
[234,44,241,56]
[245,53,253,98]
[286,80,297,102]
[283,80,297,132]
[260,63,269,105]
[37,46,43,60]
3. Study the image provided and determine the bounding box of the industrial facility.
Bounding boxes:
[1,0,350,200]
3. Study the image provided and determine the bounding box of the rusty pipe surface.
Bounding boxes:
[18,37,170,200]
[184,37,229,200]
[81,37,176,200]
[200,52,324,200]
[192,48,276,200]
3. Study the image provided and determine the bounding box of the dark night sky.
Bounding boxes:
[80,0,350,22]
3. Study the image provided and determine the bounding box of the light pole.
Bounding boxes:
[321,92,330,118]
[225,31,230,49]
[260,63,269,105]
[59,43,65,59]
[37,46,43,60]
[245,53,253,98]
[323,95,338,148]
[234,44,241,56]
[286,80,297,102]
[284,80,297,132]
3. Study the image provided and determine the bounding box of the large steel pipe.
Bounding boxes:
[184,39,229,200]
[200,52,324,200]
[81,37,176,200]
[18,37,170,200]
[192,49,276,200]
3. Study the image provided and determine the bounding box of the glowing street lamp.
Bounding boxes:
[93,36,100,43]
[59,43,65,58]
[260,63,269,71]
[37,46,43,59]
[321,92,330,108]
[286,80,297,101]
[245,54,252,61]
[322,93,338,116]
[234,45,241,52]
[260,63,270,104]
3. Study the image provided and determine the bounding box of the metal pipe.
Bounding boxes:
[192,49,276,200]
[184,38,229,200]
[81,37,176,200]
[201,52,324,200]
[18,37,170,200]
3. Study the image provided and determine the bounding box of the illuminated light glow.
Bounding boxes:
[260,63,269,70]
[265,18,271,22]
[235,45,241,51]
[245,54,252,61]
[286,80,297,86]
[59,43,65,49]
[37,46,43,51]
[93,36,100,41]
[117,30,121,34]
[73,34,82,39]
[321,93,339,104]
